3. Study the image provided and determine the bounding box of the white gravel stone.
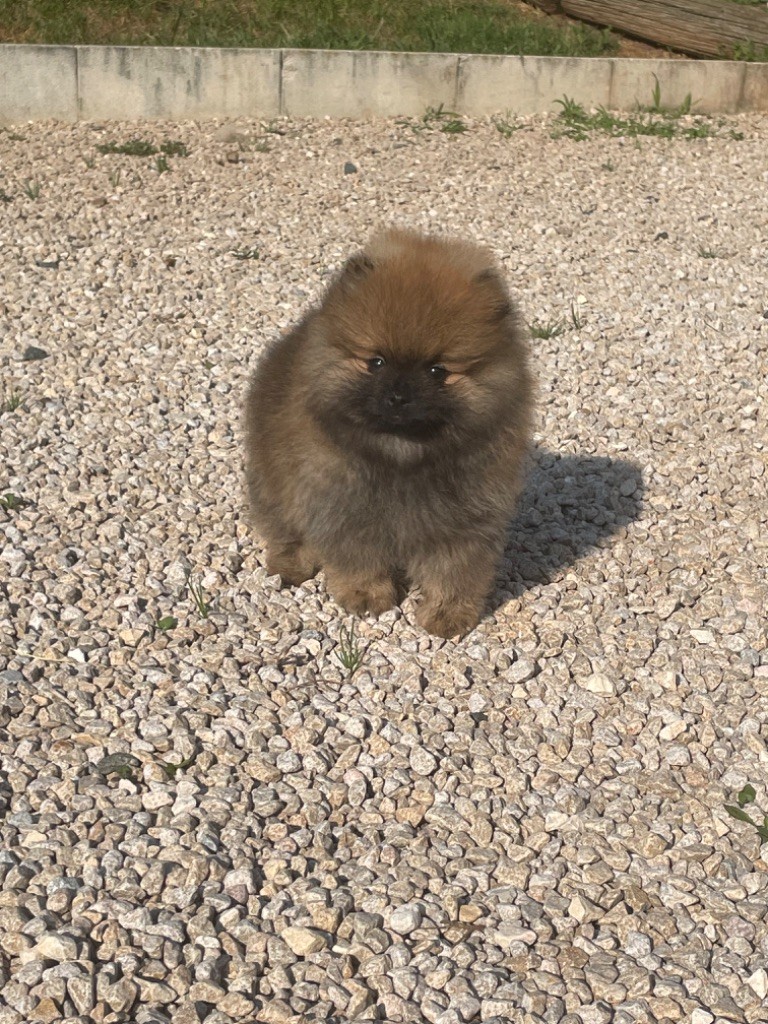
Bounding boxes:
[389,904,423,936]
[410,745,438,776]
[280,926,328,956]
[579,673,617,695]
[747,968,768,999]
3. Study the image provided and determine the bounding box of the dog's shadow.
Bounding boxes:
[494,449,644,604]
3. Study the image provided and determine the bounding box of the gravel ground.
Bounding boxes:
[1,110,767,1024]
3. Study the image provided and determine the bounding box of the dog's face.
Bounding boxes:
[306,233,522,459]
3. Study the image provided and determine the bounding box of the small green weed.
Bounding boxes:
[698,245,725,259]
[94,752,141,782]
[398,104,469,136]
[97,139,158,157]
[1,390,24,412]
[230,246,260,261]
[108,168,122,189]
[0,493,26,512]
[155,154,170,174]
[84,155,96,169]
[160,140,189,157]
[601,160,615,172]
[187,574,211,619]
[570,301,584,330]
[23,180,41,199]
[335,621,365,678]
[0,188,12,203]
[156,615,178,632]
[161,753,196,779]
[423,103,468,134]
[529,318,565,340]
[553,79,717,142]
[725,784,768,843]
[492,113,522,138]
[641,74,692,117]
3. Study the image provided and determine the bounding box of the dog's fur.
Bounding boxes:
[244,228,533,637]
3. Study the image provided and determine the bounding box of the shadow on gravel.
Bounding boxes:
[496,450,645,603]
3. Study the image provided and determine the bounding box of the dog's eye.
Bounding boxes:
[429,364,448,383]
[367,356,386,372]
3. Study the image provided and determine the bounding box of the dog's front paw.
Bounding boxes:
[416,598,481,639]
[327,572,397,616]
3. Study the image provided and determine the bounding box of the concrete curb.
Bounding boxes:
[1,44,766,123]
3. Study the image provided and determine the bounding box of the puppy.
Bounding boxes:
[244,228,533,637]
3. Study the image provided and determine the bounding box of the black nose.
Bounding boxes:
[387,391,409,408]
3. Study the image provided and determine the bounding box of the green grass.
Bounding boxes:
[0,0,618,56]
[187,574,211,619]
[97,139,158,157]
[160,141,190,157]
[0,493,26,512]
[726,784,768,844]
[230,246,261,261]
[161,753,196,779]
[492,112,522,138]
[698,245,725,259]
[1,390,24,413]
[97,138,188,157]
[529,318,565,340]
[553,90,716,142]
[335,622,365,678]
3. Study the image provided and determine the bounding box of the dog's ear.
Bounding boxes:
[338,252,375,286]
[473,268,512,323]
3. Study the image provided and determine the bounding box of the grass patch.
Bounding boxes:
[97,138,158,157]
[1,390,24,413]
[335,621,365,678]
[0,493,27,512]
[423,104,468,134]
[97,138,188,157]
[397,103,470,136]
[187,573,211,619]
[553,81,719,142]
[725,784,768,844]
[698,245,725,259]
[529,318,565,340]
[492,112,522,138]
[161,753,196,779]
[160,140,189,157]
[0,0,618,56]
[22,180,41,199]
[230,246,261,261]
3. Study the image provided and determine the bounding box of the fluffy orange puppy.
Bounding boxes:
[245,228,533,637]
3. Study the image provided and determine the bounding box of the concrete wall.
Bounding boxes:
[1,44,766,123]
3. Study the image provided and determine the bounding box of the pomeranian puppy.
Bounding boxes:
[244,228,533,637]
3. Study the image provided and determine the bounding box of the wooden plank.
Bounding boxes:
[525,0,768,58]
